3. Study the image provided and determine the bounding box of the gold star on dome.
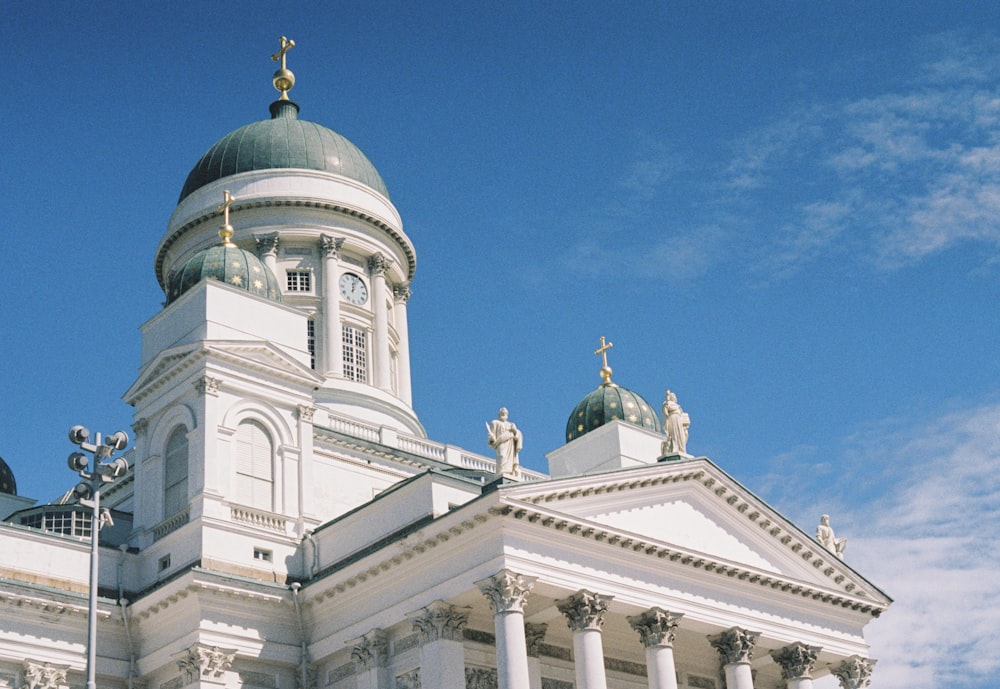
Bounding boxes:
[253,279,263,289]
[231,275,243,285]
[231,260,242,268]
[628,414,638,422]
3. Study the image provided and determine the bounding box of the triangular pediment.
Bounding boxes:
[499,459,889,607]
[125,340,322,405]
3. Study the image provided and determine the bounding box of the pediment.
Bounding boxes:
[499,459,889,607]
[125,341,322,405]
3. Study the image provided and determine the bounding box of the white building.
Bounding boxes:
[0,41,888,689]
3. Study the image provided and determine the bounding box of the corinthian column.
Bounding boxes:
[406,600,470,689]
[320,235,344,378]
[476,569,536,689]
[771,643,820,689]
[627,608,684,689]
[708,627,760,689]
[393,283,413,404]
[555,590,614,689]
[830,656,876,689]
[255,232,279,275]
[368,253,391,391]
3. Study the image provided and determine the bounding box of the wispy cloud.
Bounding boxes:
[762,401,1000,689]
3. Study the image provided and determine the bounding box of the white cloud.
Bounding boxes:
[764,401,1000,689]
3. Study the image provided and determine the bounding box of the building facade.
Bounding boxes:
[0,42,888,689]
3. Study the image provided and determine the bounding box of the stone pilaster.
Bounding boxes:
[830,656,876,689]
[392,283,413,404]
[628,608,684,689]
[476,569,536,689]
[556,590,614,689]
[406,601,469,689]
[708,627,759,689]
[524,623,548,689]
[771,643,820,689]
[351,629,389,689]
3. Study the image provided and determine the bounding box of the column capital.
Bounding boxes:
[831,656,876,689]
[350,629,388,671]
[320,234,344,258]
[22,660,69,689]
[771,643,821,680]
[295,405,316,423]
[708,627,760,666]
[555,589,613,632]
[255,232,280,256]
[627,607,684,648]
[367,252,391,276]
[172,644,236,684]
[393,283,412,303]
[195,376,222,397]
[475,568,537,614]
[406,600,470,643]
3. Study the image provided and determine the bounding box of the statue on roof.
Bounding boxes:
[661,390,690,456]
[817,514,847,558]
[487,407,523,477]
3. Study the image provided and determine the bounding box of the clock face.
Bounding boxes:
[339,273,368,305]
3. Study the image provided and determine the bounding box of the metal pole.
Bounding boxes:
[86,474,100,689]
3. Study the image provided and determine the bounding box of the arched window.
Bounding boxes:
[234,420,274,511]
[164,426,189,517]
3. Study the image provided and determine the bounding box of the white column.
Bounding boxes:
[406,600,469,689]
[393,283,413,405]
[320,235,344,378]
[771,643,820,689]
[831,656,876,689]
[350,629,389,689]
[255,232,279,275]
[368,253,391,391]
[627,608,683,689]
[525,623,547,689]
[476,569,536,689]
[555,590,614,689]
[709,627,760,689]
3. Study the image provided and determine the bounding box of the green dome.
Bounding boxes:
[0,456,16,495]
[566,383,661,442]
[167,244,282,304]
[179,100,389,202]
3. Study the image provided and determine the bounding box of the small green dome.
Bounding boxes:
[566,383,661,442]
[179,100,389,202]
[0,456,16,495]
[167,244,282,304]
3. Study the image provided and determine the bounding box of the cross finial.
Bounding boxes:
[271,36,296,100]
[594,336,614,385]
[217,190,237,246]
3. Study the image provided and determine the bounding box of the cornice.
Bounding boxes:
[132,570,289,621]
[157,199,416,289]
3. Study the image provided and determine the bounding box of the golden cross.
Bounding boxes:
[218,190,236,225]
[271,36,295,70]
[594,336,614,369]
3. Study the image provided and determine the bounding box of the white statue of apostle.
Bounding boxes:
[487,407,523,477]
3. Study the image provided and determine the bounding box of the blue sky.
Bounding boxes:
[2,3,999,687]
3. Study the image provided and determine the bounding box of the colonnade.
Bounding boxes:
[345,569,877,689]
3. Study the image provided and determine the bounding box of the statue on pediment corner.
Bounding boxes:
[817,514,847,558]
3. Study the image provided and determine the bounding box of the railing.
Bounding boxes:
[326,414,380,442]
[398,435,447,461]
[230,506,288,533]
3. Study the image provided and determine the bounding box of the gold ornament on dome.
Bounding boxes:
[271,36,296,100]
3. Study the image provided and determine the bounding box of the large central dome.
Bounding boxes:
[178,100,389,202]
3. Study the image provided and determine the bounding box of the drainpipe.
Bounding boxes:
[290,582,309,689]
[117,545,136,689]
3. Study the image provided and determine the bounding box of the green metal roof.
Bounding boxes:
[167,244,282,304]
[565,383,661,442]
[178,100,389,202]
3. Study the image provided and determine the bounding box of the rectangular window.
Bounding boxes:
[307,319,316,369]
[253,548,273,562]
[159,555,171,571]
[286,270,312,292]
[342,325,368,383]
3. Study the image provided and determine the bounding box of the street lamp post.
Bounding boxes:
[68,425,130,689]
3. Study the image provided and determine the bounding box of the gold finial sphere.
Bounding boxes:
[600,365,613,385]
[273,68,295,97]
[219,224,236,247]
